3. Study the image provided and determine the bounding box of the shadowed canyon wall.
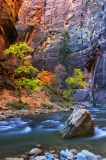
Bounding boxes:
[1,0,106,103]
[15,0,106,104]
[16,0,103,72]
[0,0,22,88]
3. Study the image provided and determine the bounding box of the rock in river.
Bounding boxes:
[59,109,94,138]
[29,148,42,156]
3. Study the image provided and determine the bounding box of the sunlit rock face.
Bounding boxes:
[5,0,22,22]
[0,0,22,50]
[16,0,105,73]
[0,0,21,88]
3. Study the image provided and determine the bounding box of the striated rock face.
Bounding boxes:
[0,0,22,88]
[5,0,22,22]
[16,0,85,71]
[93,28,106,104]
[59,109,94,138]
[16,0,104,72]
[15,0,106,103]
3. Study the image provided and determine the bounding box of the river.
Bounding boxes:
[0,107,106,159]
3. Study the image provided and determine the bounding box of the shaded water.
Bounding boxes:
[0,108,106,159]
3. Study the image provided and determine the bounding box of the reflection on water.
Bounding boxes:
[0,108,106,159]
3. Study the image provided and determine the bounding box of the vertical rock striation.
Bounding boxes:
[93,28,106,104]
[16,0,105,74]
[16,0,84,71]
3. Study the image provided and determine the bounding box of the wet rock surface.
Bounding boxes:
[5,148,105,160]
[0,0,106,104]
[2,106,106,160]
[59,109,94,138]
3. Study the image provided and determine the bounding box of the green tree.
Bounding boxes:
[58,31,71,67]
[63,68,87,101]
[4,42,40,102]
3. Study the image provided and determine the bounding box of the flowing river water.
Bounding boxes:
[0,107,106,159]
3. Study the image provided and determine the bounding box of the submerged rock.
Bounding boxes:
[59,109,94,138]
[6,148,104,160]
[74,150,102,160]
[45,152,54,160]
[34,156,46,160]
[29,148,42,156]
[60,149,73,159]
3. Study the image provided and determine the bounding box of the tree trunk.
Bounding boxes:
[19,86,22,103]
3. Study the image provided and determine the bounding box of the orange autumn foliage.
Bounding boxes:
[37,70,56,86]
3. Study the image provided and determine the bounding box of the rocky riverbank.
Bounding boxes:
[0,101,98,120]
[0,89,90,120]
[0,106,72,120]
[5,146,106,160]
[1,103,106,160]
[0,88,74,120]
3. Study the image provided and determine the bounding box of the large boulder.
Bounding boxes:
[59,109,94,138]
[72,89,90,102]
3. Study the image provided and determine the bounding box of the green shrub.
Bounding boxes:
[58,31,71,70]
[57,101,72,108]
[86,0,90,4]
[41,103,53,110]
[63,68,87,101]
[65,68,87,89]
[44,84,62,102]
[4,42,39,103]
[62,89,73,101]
[6,101,30,110]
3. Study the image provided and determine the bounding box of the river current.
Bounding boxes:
[0,107,106,159]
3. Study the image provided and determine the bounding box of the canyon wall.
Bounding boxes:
[93,27,106,104]
[0,0,21,88]
[16,0,103,72]
[16,0,106,104]
[16,0,84,71]
[1,0,106,103]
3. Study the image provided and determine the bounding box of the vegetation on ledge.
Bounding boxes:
[5,101,30,110]
[4,42,40,103]
[3,40,87,111]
